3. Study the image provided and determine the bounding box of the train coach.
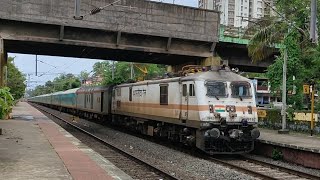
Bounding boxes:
[29,65,260,154]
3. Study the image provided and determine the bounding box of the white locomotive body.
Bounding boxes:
[112,67,260,154]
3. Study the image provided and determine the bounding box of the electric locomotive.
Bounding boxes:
[112,65,260,154]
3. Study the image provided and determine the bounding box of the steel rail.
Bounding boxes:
[32,103,178,180]
[242,155,320,180]
[209,156,319,180]
[209,157,277,180]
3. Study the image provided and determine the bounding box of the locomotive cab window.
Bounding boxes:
[160,85,168,105]
[231,82,251,98]
[189,84,195,97]
[183,84,187,96]
[206,81,226,97]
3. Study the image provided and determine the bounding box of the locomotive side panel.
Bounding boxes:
[76,92,85,110]
[113,81,183,124]
[92,91,102,113]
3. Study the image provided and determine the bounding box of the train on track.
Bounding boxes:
[29,65,260,154]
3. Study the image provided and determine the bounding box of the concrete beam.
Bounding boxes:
[59,25,64,41]
[0,0,219,42]
[1,19,213,64]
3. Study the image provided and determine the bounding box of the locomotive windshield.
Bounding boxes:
[231,82,251,98]
[206,81,226,97]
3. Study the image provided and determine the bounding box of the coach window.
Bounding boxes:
[160,85,168,105]
[129,87,132,101]
[182,84,187,96]
[91,93,94,109]
[189,84,195,96]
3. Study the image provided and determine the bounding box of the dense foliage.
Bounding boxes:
[29,74,81,97]
[0,87,14,119]
[28,61,166,96]
[7,57,26,100]
[94,61,166,85]
[247,0,320,111]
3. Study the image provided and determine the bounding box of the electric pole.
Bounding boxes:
[310,0,317,44]
[279,49,289,134]
[35,55,38,76]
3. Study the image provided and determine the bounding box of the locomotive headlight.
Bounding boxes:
[226,106,231,112]
[209,105,214,113]
[230,106,236,112]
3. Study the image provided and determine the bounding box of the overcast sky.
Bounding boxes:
[10,0,198,89]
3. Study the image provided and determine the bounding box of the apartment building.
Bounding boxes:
[199,0,275,28]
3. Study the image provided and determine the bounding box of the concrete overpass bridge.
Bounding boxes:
[0,0,221,86]
[0,0,276,87]
[217,26,278,73]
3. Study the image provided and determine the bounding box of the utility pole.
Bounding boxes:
[35,55,38,76]
[278,49,289,134]
[74,0,83,20]
[310,82,315,136]
[310,0,317,44]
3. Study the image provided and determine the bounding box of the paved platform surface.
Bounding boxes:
[258,128,320,153]
[0,102,133,180]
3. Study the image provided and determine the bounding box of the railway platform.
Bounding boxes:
[0,102,133,180]
[255,128,320,169]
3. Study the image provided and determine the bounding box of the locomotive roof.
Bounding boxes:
[181,69,250,82]
[59,88,79,94]
[77,86,112,93]
[116,70,250,87]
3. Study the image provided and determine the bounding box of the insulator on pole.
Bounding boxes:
[90,7,102,15]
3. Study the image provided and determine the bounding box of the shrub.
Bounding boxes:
[0,87,14,119]
[272,148,283,160]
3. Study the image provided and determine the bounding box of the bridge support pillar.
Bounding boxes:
[199,55,222,67]
[166,55,223,73]
[0,38,8,87]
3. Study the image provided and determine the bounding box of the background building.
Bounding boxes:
[199,0,275,28]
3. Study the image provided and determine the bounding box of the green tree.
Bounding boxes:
[0,87,14,119]
[29,73,81,97]
[7,57,26,100]
[92,61,111,77]
[101,62,166,85]
[247,0,320,110]
[79,70,90,83]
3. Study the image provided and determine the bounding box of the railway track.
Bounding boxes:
[209,156,320,180]
[32,103,177,180]
[32,103,320,180]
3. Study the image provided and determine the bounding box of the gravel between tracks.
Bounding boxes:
[244,154,320,177]
[41,108,258,180]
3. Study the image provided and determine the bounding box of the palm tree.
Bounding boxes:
[246,1,310,63]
